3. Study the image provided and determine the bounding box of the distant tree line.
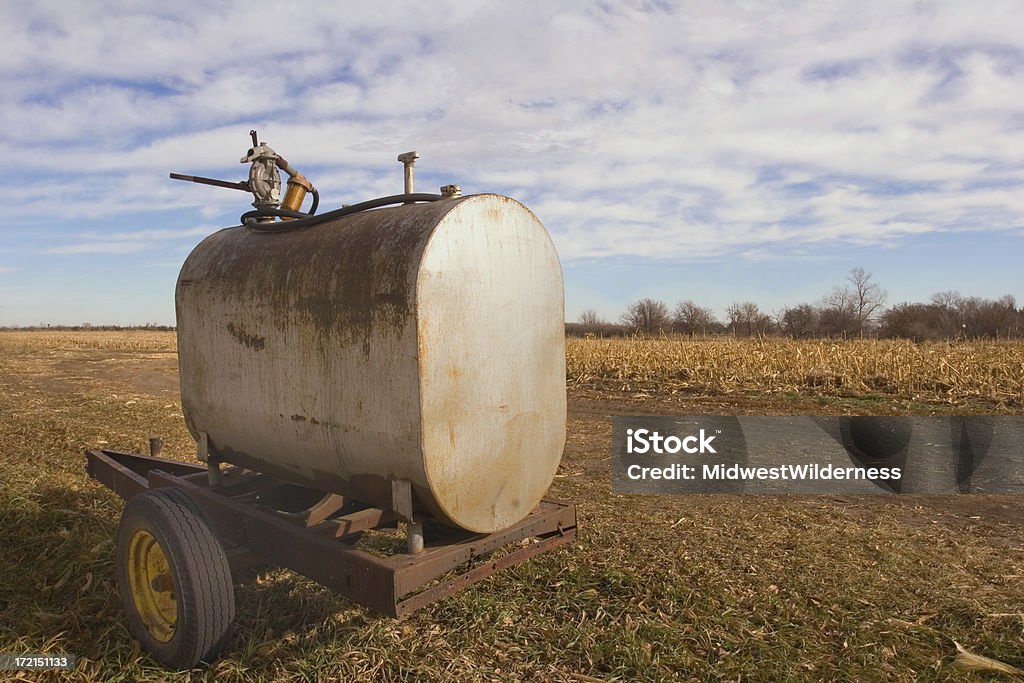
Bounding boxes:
[0,323,175,331]
[569,268,1024,340]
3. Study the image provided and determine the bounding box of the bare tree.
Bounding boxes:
[673,300,717,336]
[819,288,857,337]
[574,308,612,336]
[780,303,819,338]
[578,309,605,326]
[973,295,1018,339]
[930,290,963,338]
[620,298,671,334]
[879,294,1021,341]
[726,301,771,337]
[931,290,961,308]
[847,267,887,333]
[820,267,886,336]
[878,303,936,341]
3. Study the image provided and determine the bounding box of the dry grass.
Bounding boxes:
[1,331,1022,681]
[0,330,177,353]
[568,336,1024,406]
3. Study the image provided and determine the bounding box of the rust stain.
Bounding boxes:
[179,198,467,354]
[289,414,341,428]
[226,321,266,350]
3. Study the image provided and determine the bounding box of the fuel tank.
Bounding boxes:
[175,194,566,533]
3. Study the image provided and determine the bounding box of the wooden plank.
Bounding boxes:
[308,506,395,538]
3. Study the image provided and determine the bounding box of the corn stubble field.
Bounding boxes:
[1,330,1023,682]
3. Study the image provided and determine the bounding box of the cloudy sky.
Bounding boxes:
[2,1,1022,326]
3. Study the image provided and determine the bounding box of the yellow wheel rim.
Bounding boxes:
[126,529,178,642]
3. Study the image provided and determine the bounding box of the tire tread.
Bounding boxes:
[116,487,235,669]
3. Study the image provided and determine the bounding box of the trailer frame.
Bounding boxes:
[86,448,577,618]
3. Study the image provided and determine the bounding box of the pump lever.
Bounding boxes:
[169,173,250,192]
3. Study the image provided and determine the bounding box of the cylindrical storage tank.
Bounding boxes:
[175,194,566,533]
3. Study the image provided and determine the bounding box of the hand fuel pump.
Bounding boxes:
[170,130,318,222]
[170,130,462,230]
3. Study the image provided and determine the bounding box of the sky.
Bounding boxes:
[2,1,1022,326]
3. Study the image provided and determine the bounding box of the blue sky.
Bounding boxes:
[2,1,1022,326]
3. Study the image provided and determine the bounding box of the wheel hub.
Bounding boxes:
[126,529,178,642]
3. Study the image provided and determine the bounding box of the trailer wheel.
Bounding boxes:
[115,488,235,669]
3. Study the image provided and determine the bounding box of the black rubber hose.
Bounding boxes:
[242,193,444,233]
[308,186,320,216]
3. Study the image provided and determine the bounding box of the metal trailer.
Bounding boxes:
[86,135,576,669]
[85,446,576,669]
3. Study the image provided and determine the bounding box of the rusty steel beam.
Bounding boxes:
[147,470,401,615]
[389,499,577,598]
[224,545,265,574]
[208,471,282,498]
[85,449,206,500]
[87,450,577,618]
[86,450,148,500]
[394,528,576,617]
[149,469,576,616]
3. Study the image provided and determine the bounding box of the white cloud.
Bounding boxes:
[45,241,150,255]
[2,0,1023,264]
[42,224,218,255]
[80,226,216,241]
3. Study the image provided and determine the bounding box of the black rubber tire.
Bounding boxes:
[115,488,235,669]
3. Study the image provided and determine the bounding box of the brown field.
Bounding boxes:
[567,336,1024,409]
[1,330,1022,681]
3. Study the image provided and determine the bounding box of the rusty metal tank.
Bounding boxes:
[175,194,566,533]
